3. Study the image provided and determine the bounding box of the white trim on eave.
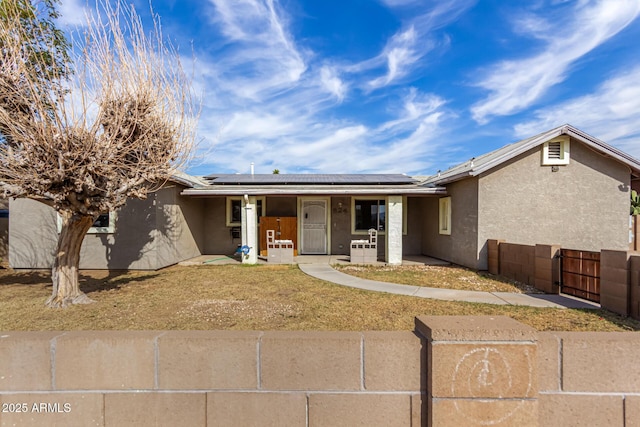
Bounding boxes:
[467,128,565,177]
[564,127,640,174]
[426,124,640,185]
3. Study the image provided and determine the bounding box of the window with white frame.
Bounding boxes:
[57,212,117,234]
[352,198,385,233]
[439,197,451,235]
[226,197,264,226]
[542,136,570,165]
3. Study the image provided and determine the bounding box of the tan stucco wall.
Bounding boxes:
[403,197,423,256]
[9,185,204,270]
[153,185,204,268]
[330,196,351,255]
[421,179,479,268]
[202,197,238,255]
[477,139,631,269]
[9,198,59,269]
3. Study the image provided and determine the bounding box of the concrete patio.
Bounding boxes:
[178,254,449,266]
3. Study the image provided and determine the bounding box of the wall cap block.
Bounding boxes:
[415,316,537,341]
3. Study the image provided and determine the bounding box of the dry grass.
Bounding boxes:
[334,264,540,293]
[0,264,638,332]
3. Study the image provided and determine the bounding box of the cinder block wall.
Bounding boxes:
[537,331,640,427]
[499,242,536,284]
[488,240,538,286]
[2,321,640,426]
[489,240,640,319]
[416,316,640,427]
[632,254,640,319]
[0,331,425,427]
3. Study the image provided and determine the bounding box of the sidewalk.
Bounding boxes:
[298,264,599,309]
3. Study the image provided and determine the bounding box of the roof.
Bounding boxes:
[204,173,418,185]
[183,173,444,196]
[169,170,209,188]
[424,124,640,185]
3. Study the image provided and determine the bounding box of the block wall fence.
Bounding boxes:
[487,239,640,320]
[2,317,640,426]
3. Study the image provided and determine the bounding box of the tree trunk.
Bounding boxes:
[46,212,96,308]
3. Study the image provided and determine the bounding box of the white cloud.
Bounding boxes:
[471,0,640,124]
[345,0,474,91]
[206,0,306,100]
[186,0,463,175]
[57,0,89,27]
[194,84,450,174]
[319,66,346,102]
[514,65,640,159]
[366,26,421,89]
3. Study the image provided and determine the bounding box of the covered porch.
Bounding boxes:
[181,173,445,265]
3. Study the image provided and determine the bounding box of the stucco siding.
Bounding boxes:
[88,196,158,270]
[9,185,204,270]
[202,197,239,255]
[420,179,479,268]
[403,197,422,255]
[477,138,631,269]
[330,196,351,255]
[9,198,59,269]
[419,197,442,258]
[9,196,160,270]
[154,185,204,268]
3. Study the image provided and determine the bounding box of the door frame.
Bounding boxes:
[298,197,331,255]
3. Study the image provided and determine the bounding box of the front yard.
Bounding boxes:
[0,264,638,332]
[333,264,540,293]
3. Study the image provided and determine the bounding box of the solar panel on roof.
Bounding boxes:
[207,174,417,185]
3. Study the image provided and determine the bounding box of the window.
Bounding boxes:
[353,199,385,233]
[226,197,265,226]
[542,136,570,165]
[56,211,117,234]
[93,214,110,228]
[439,197,451,235]
[226,198,243,226]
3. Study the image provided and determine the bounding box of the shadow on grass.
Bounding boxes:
[79,271,159,294]
[0,269,158,295]
[587,308,640,331]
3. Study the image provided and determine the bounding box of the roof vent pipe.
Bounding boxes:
[251,162,254,175]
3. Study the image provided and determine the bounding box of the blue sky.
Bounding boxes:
[57,0,640,176]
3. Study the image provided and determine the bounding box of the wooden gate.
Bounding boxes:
[559,249,601,303]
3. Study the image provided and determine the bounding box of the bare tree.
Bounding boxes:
[0,0,198,307]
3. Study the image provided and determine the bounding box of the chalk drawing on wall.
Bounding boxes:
[450,346,533,426]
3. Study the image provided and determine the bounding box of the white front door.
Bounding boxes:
[301,200,327,254]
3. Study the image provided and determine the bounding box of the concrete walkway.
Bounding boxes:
[298,263,599,309]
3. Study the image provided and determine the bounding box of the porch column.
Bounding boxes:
[386,195,403,265]
[241,195,258,264]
